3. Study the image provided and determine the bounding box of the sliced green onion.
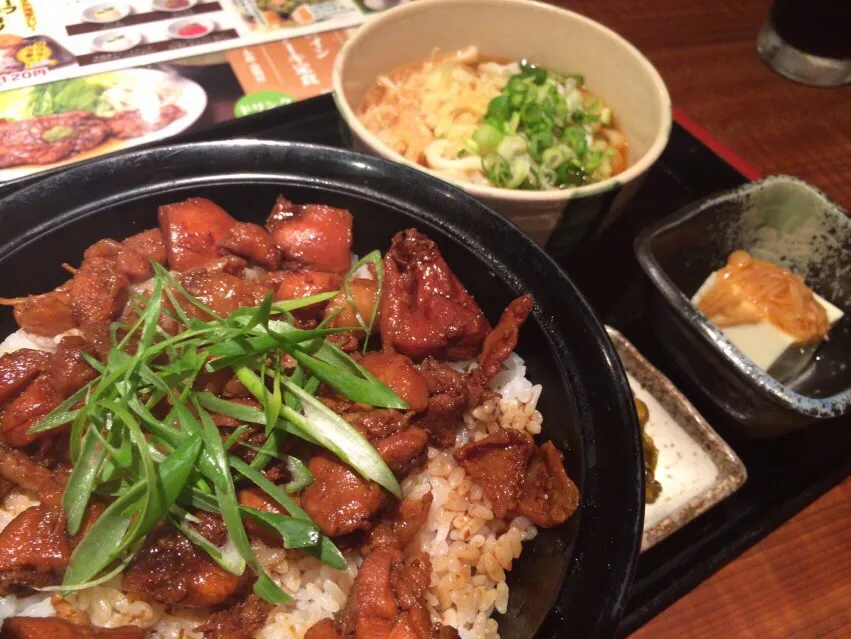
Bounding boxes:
[63,433,202,588]
[281,381,401,499]
[63,427,105,536]
[38,540,142,593]
[229,458,346,570]
[343,250,384,352]
[171,511,246,575]
[28,381,92,434]
[463,64,618,191]
[241,508,321,549]
[193,400,290,604]
[27,254,417,595]
[482,153,511,188]
[287,347,406,409]
[472,124,503,155]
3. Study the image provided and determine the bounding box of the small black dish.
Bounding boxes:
[635,175,851,437]
[0,140,643,639]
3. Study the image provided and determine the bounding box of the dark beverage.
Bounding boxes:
[769,0,851,60]
[757,0,851,86]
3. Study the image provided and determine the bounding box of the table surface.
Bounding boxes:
[546,0,851,636]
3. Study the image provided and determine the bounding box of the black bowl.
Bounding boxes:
[0,140,643,639]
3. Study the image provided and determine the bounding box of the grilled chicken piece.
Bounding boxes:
[413,359,477,449]
[217,222,280,270]
[304,493,439,639]
[115,229,168,283]
[6,228,166,339]
[322,279,380,334]
[0,442,56,497]
[82,239,120,261]
[363,492,433,556]
[0,337,98,448]
[274,270,342,303]
[407,294,532,448]
[123,523,247,607]
[1,376,62,447]
[79,322,113,361]
[340,408,411,442]
[337,546,449,639]
[453,430,535,519]
[10,286,76,337]
[343,545,403,638]
[193,594,272,639]
[516,441,579,527]
[0,505,70,593]
[373,428,429,477]
[177,271,269,321]
[273,269,342,320]
[304,619,341,639]
[381,229,489,362]
[266,197,353,273]
[358,352,428,413]
[158,198,237,271]
[46,336,99,398]
[237,487,287,547]
[70,256,130,328]
[0,616,146,638]
[0,349,51,407]
[474,295,533,381]
[301,452,382,537]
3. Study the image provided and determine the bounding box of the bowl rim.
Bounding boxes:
[634,174,851,418]
[331,0,672,202]
[0,138,644,638]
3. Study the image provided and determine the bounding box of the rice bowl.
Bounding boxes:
[0,140,644,639]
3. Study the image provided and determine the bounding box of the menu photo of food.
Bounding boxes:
[0,33,77,79]
[0,67,207,179]
[63,1,241,67]
[231,0,363,31]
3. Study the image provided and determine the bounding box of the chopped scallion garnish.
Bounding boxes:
[30,260,405,602]
[466,63,620,190]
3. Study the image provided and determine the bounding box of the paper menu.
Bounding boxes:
[226,26,352,107]
[0,27,358,183]
[0,0,370,91]
[58,1,242,67]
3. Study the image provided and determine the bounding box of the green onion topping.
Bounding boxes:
[30,262,404,602]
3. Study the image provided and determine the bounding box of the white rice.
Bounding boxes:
[349,254,375,281]
[0,327,545,639]
[0,330,62,356]
[0,592,54,620]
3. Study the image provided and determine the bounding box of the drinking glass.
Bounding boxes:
[757,0,851,87]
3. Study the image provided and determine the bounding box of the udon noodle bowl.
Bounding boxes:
[358,47,627,191]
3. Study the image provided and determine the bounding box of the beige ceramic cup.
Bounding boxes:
[332,0,672,249]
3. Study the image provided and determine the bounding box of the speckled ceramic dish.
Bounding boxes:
[635,175,851,437]
[606,327,747,551]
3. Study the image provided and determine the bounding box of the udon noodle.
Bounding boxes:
[358,47,627,190]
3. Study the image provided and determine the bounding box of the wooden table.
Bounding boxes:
[547,0,851,636]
